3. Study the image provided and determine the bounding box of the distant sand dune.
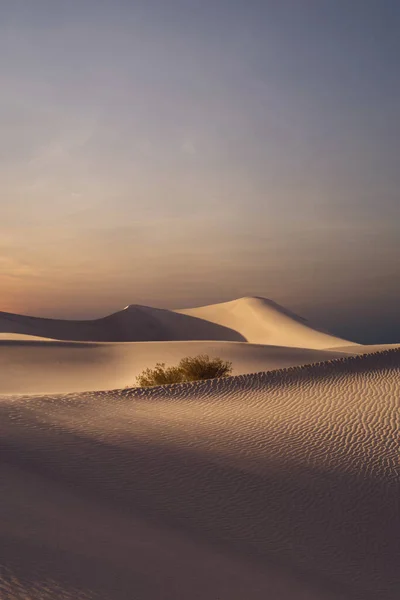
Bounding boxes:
[0,304,244,342]
[0,296,352,347]
[1,298,398,598]
[0,296,357,394]
[176,296,353,348]
[1,349,399,599]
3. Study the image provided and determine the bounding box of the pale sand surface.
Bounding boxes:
[1,298,398,598]
[0,339,351,395]
[0,296,353,347]
[1,350,399,599]
[335,342,400,353]
[0,333,56,341]
[0,296,357,395]
[176,296,353,348]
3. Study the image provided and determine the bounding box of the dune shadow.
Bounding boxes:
[0,400,398,600]
[0,307,246,342]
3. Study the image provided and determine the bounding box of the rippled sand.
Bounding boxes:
[1,350,399,599]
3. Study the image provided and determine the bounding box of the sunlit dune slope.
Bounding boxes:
[0,338,350,395]
[0,349,398,600]
[0,296,360,394]
[176,296,352,348]
[0,296,353,347]
[0,303,244,342]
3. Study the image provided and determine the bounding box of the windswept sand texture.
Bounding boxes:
[0,298,358,394]
[0,339,351,395]
[1,298,398,598]
[0,297,357,394]
[1,350,399,599]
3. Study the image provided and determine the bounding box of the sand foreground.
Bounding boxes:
[1,349,399,599]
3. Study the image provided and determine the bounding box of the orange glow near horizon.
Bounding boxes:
[0,1,399,342]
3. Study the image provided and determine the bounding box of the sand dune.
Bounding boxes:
[0,296,357,394]
[0,296,357,395]
[0,304,241,342]
[1,349,399,599]
[1,297,397,598]
[0,296,352,347]
[176,296,352,348]
[0,338,351,395]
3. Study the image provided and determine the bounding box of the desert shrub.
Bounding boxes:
[136,354,232,387]
[136,363,183,387]
[178,354,232,381]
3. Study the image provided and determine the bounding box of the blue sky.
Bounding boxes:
[1,1,399,341]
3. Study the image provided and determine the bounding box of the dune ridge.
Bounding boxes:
[0,338,352,395]
[0,296,352,347]
[1,347,399,599]
[122,345,400,394]
[176,296,352,348]
[1,298,398,599]
[0,296,358,394]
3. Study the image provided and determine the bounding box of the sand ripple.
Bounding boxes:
[1,350,399,599]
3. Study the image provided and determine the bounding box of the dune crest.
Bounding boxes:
[0,296,352,347]
[0,296,359,394]
[0,339,351,395]
[176,296,352,348]
[1,349,399,599]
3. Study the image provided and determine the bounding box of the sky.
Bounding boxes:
[1,0,399,342]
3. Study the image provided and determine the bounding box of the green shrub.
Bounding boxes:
[135,363,183,387]
[178,354,232,381]
[136,354,232,387]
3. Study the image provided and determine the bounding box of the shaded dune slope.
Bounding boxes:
[0,305,242,342]
[1,350,399,599]
[0,296,351,347]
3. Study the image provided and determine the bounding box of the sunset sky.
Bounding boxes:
[1,1,399,342]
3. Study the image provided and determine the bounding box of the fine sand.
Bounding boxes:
[1,350,399,599]
[176,296,352,348]
[0,296,357,395]
[0,296,352,347]
[0,339,353,395]
[0,297,398,599]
